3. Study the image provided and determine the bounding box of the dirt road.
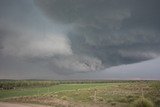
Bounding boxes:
[0,102,51,107]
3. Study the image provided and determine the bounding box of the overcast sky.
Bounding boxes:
[0,0,160,80]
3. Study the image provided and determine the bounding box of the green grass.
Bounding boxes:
[0,83,112,99]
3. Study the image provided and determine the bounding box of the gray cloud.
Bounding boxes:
[2,31,72,58]
[0,0,160,78]
[0,0,104,74]
[35,0,160,68]
[49,55,104,74]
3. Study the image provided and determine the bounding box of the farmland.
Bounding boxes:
[0,80,160,107]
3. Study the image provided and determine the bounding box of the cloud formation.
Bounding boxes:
[2,32,72,58]
[0,0,160,77]
[35,0,160,69]
[49,55,104,74]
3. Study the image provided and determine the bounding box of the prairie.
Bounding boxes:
[0,80,159,107]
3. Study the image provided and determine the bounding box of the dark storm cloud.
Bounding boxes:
[0,0,160,78]
[35,0,160,67]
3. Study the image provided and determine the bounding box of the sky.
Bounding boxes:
[0,0,160,80]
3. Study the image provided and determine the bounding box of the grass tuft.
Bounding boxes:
[131,97,154,107]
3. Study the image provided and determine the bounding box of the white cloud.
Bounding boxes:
[2,32,72,58]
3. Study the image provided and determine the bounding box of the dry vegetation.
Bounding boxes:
[0,80,160,107]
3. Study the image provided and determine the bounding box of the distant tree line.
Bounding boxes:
[54,80,156,84]
[0,80,58,90]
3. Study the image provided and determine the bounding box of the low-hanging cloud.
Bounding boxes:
[35,0,160,70]
[0,0,160,77]
[50,55,104,73]
[2,33,72,58]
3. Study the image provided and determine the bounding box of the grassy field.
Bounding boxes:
[0,83,109,99]
[0,80,160,107]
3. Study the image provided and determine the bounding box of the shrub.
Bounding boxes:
[61,96,68,100]
[107,99,113,103]
[111,102,116,106]
[118,97,127,103]
[126,95,136,103]
[131,97,154,107]
[97,97,104,101]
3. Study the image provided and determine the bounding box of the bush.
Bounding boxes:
[126,95,136,103]
[61,96,68,100]
[111,102,116,106]
[131,97,154,107]
[97,97,104,101]
[118,97,127,103]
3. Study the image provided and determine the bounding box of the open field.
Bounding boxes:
[0,80,160,107]
[0,102,51,107]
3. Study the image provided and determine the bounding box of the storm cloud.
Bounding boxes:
[0,0,160,78]
[35,0,160,67]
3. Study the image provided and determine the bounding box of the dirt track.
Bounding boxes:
[0,102,51,107]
